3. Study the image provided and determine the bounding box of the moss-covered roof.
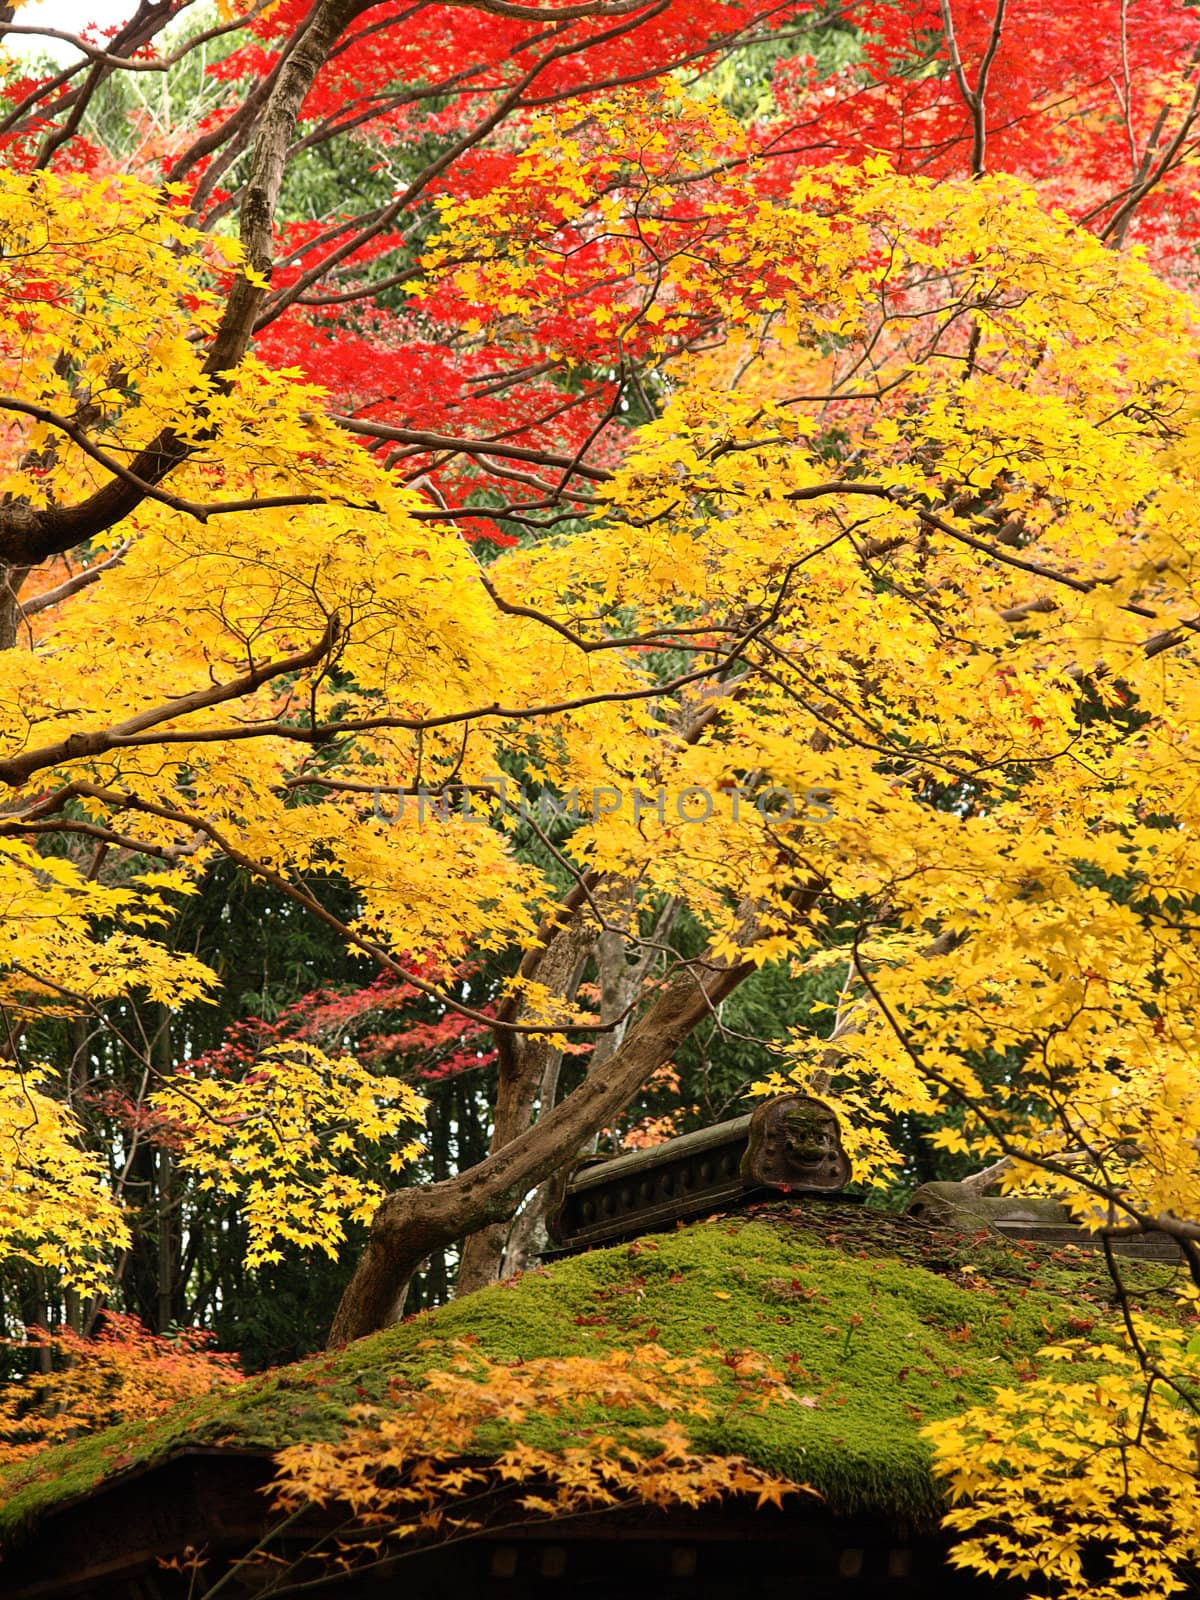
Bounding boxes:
[0,1201,1185,1541]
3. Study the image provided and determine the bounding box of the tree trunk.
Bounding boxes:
[499,902,681,1286]
[0,563,30,651]
[498,1038,575,1280]
[455,910,592,1294]
[328,889,814,1345]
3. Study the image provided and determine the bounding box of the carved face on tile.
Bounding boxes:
[746,1094,851,1192]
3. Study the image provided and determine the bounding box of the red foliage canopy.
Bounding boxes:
[7,1,1195,541]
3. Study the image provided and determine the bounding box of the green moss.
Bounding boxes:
[0,1203,1186,1537]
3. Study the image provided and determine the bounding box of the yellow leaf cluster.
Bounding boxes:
[925,1326,1200,1600]
[0,1066,129,1292]
[270,1340,804,1555]
[152,1045,426,1266]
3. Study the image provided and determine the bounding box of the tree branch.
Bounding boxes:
[0,615,341,787]
[327,882,823,1342]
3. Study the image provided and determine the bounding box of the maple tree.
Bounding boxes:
[5,0,1200,1591]
[0,1311,240,1465]
[926,1324,1200,1600]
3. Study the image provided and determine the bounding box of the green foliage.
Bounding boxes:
[79,6,241,160]
[693,1,860,119]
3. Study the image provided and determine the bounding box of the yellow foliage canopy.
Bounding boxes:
[6,89,1200,1593]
